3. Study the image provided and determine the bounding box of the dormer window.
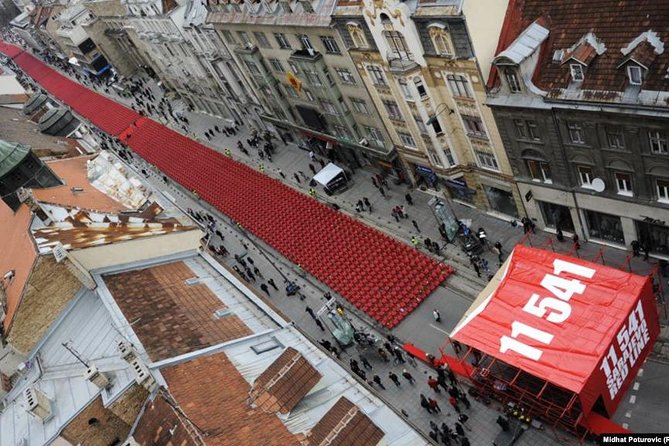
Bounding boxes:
[428,24,453,57]
[570,63,584,82]
[347,23,367,49]
[504,69,521,93]
[627,65,642,85]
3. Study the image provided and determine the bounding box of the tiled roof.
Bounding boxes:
[619,40,657,69]
[305,397,385,446]
[160,352,301,445]
[103,261,251,361]
[0,202,36,331]
[250,347,322,414]
[32,156,132,213]
[131,395,200,446]
[563,41,597,66]
[498,0,669,92]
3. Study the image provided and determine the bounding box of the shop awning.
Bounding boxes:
[313,163,344,187]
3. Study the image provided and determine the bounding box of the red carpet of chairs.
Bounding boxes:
[1,42,455,328]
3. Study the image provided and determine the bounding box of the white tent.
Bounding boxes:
[312,163,344,187]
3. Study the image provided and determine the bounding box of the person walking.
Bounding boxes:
[309,163,316,174]
[305,306,317,320]
[448,395,461,413]
[411,236,419,249]
[267,278,278,290]
[473,261,481,278]
[363,197,372,212]
[315,319,325,331]
[446,366,457,387]
[405,193,413,205]
[455,422,466,437]
[433,309,441,323]
[260,283,270,296]
[631,240,640,257]
[458,389,471,409]
[428,397,441,413]
[420,394,434,414]
[372,176,379,188]
[373,375,386,390]
[402,369,416,384]
[412,219,421,233]
[293,173,301,184]
[393,347,406,364]
[379,186,386,197]
[388,371,401,387]
[378,348,390,362]
[458,413,472,431]
[360,356,373,370]
[427,376,440,393]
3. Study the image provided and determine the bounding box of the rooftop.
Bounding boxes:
[493,0,669,102]
[0,106,80,154]
[305,397,385,446]
[102,261,252,362]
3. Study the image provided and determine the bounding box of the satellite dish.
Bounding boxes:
[591,178,606,192]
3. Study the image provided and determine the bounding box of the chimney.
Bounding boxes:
[117,340,137,363]
[84,365,111,389]
[24,387,52,423]
[130,358,157,392]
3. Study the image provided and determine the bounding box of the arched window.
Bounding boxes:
[413,77,427,98]
[380,13,392,30]
[346,23,367,49]
[428,25,453,57]
[383,31,410,60]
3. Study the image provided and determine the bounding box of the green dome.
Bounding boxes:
[0,140,30,178]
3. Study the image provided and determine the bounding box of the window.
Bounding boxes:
[429,26,453,56]
[413,77,427,98]
[567,122,585,144]
[570,63,584,82]
[284,84,298,97]
[398,79,413,100]
[320,36,341,54]
[221,30,235,44]
[627,65,642,85]
[323,68,335,86]
[333,125,349,138]
[431,117,443,134]
[347,23,367,48]
[606,127,625,149]
[649,131,669,154]
[274,33,291,49]
[513,119,527,138]
[305,70,321,86]
[304,89,316,102]
[398,132,416,148]
[476,151,499,170]
[578,166,594,187]
[615,172,633,196]
[321,100,338,115]
[505,69,521,93]
[338,97,349,113]
[528,122,541,141]
[367,65,386,86]
[268,58,285,72]
[446,74,472,98]
[300,0,314,13]
[526,160,552,183]
[244,60,261,76]
[297,34,313,50]
[253,32,270,48]
[238,31,252,47]
[428,149,444,167]
[335,68,355,84]
[288,62,300,74]
[384,31,411,60]
[351,98,368,114]
[584,211,624,244]
[383,100,403,121]
[414,115,428,134]
[444,148,455,166]
[657,178,669,202]
[462,116,487,138]
[364,126,384,146]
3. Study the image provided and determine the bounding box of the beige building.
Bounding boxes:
[206,0,403,177]
[332,0,522,217]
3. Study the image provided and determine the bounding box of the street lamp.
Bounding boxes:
[425,103,454,127]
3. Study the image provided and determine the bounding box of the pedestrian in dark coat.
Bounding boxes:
[363,197,372,211]
[448,385,459,400]
[412,219,421,233]
[393,347,406,363]
[428,397,441,413]
[388,371,401,387]
[455,422,466,437]
[267,278,278,290]
[260,283,270,296]
[458,413,472,430]
[420,394,434,414]
[378,348,390,362]
[373,375,386,390]
[402,369,415,384]
[305,306,317,319]
[315,319,325,331]
[293,173,301,184]
[372,176,378,188]
[405,193,413,205]
[459,390,471,409]
[473,262,481,278]
[360,356,373,370]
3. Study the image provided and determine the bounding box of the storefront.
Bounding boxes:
[414,164,439,190]
[584,210,624,244]
[483,185,518,218]
[538,201,574,232]
[636,219,669,256]
[444,177,476,205]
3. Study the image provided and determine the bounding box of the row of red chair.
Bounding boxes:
[0,42,456,328]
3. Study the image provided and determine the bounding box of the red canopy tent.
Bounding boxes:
[450,245,659,435]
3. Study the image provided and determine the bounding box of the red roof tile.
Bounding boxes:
[161,352,301,446]
[250,347,322,414]
[103,261,251,361]
[131,395,200,446]
[497,0,669,92]
[619,40,657,70]
[305,397,384,446]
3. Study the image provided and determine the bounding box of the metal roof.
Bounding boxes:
[0,140,30,177]
[494,20,549,65]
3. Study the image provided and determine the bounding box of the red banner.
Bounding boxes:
[452,246,659,415]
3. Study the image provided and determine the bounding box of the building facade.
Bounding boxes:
[487,0,669,257]
[206,0,401,176]
[333,0,521,217]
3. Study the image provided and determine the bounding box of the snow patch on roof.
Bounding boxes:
[621,30,665,56]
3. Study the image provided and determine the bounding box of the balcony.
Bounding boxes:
[234,43,258,55]
[386,51,419,74]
